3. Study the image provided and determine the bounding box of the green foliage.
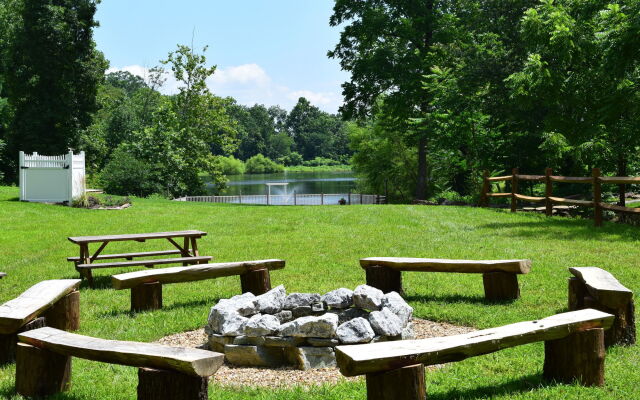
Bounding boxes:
[100,147,159,197]
[303,156,341,167]
[278,151,303,166]
[245,154,284,174]
[217,155,245,175]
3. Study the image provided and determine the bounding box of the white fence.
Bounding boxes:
[19,151,86,204]
[175,193,385,206]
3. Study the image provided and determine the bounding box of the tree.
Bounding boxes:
[4,0,107,180]
[105,71,148,96]
[329,0,438,199]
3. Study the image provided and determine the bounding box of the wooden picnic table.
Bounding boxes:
[67,230,212,287]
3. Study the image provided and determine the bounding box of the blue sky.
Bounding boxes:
[94,0,348,112]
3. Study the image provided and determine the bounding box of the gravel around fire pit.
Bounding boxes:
[156,318,475,388]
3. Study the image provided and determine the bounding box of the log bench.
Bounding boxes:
[16,327,224,400]
[67,230,212,287]
[336,309,614,400]
[112,260,286,312]
[568,267,635,346]
[360,257,532,301]
[0,279,80,364]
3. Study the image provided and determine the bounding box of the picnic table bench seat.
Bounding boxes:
[16,327,224,400]
[336,309,614,400]
[0,279,80,364]
[568,267,635,346]
[76,256,212,270]
[360,257,532,301]
[67,249,184,262]
[112,260,286,312]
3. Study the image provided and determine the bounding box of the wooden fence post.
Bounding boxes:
[480,170,489,207]
[511,168,519,212]
[545,168,553,216]
[592,168,602,227]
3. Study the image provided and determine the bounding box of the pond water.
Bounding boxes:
[207,171,358,196]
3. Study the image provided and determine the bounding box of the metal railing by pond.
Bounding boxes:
[175,193,386,206]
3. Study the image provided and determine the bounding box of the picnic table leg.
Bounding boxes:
[79,243,94,287]
[182,237,190,266]
[190,237,200,257]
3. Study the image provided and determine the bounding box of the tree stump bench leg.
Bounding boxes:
[44,290,80,331]
[365,266,403,294]
[240,268,271,295]
[365,364,426,400]
[0,317,46,365]
[543,328,605,387]
[131,282,163,312]
[16,343,71,397]
[483,272,520,301]
[137,367,208,400]
[568,277,587,310]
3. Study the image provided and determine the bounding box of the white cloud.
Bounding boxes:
[107,63,342,113]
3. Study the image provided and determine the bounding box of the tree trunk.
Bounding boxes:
[618,154,627,207]
[415,136,428,200]
[366,364,426,400]
[543,328,605,387]
[15,343,72,397]
[240,268,272,295]
[137,367,208,400]
[43,290,80,331]
[482,272,520,301]
[365,266,403,295]
[131,282,163,312]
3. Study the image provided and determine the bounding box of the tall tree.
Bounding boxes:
[4,0,107,179]
[329,0,437,199]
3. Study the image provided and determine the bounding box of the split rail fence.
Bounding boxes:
[480,168,640,226]
[175,193,385,206]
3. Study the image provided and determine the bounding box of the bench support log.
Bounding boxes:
[240,268,271,295]
[543,328,605,387]
[365,364,426,400]
[137,367,208,400]
[43,290,80,331]
[568,277,635,346]
[365,266,403,294]
[16,343,71,397]
[0,317,46,365]
[482,272,520,301]
[131,282,163,312]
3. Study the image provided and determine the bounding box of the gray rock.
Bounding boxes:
[331,307,370,325]
[311,301,325,312]
[353,285,384,311]
[244,314,280,336]
[382,291,413,325]
[292,306,313,318]
[254,285,286,314]
[336,317,375,344]
[307,337,339,347]
[263,336,306,348]
[207,334,234,352]
[292,347,336,370]
[278,313,339,338]
[208,306,249,336]
[214,292,259,317]
[274,310,294,324]
[233,335,266,346]
[401,322,415,340]
[368,307,403,336]
[322,288,353,309]
[224,344,289,367]
[284,293,321,309]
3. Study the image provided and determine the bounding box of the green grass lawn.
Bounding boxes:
[0,185,638,399]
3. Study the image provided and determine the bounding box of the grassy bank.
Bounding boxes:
[283,165,351,172]
[0,185,638,399]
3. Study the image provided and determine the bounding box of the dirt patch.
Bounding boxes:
[156,318,475,389]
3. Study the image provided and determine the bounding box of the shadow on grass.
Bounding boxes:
[97,298,219,318]
[405,293,516,306]
[428,373,546,400]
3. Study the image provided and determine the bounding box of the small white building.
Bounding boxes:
[19,151,86,204]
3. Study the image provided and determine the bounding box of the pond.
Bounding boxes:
[206,170,358,196]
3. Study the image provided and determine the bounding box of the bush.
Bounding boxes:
[245,154,284,174]
[302,156,341,167]
[100,147,160,197]
[218,156,245,175]
[277,152,303,166]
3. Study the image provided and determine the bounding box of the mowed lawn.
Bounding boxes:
[0,185,638,399]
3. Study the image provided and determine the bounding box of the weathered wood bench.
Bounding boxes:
[16,327,224,400]
[112,259,286,312]
[360,257,532,301]
[67,231,212,287]
[0,279,80,364]
[336,309,614,400]
[568,267,635,346]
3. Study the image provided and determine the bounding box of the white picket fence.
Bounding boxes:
[175,193,385,206]
[19,151,86,204]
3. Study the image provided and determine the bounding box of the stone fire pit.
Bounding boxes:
[206,285,414,370]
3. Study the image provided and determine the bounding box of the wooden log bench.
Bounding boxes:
[0,279,80,364]
[16,327,224,400]
[360,257,532,301]
[336,309,614,400]
[67,230,213,287]
[112,260,286,312]
[568,267,635,346]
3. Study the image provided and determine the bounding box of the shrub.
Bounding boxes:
[218,156,245,175]
[277,152,303,166]
[302,156,341,167]
[245,154,284,174]
[100,147,160,197]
